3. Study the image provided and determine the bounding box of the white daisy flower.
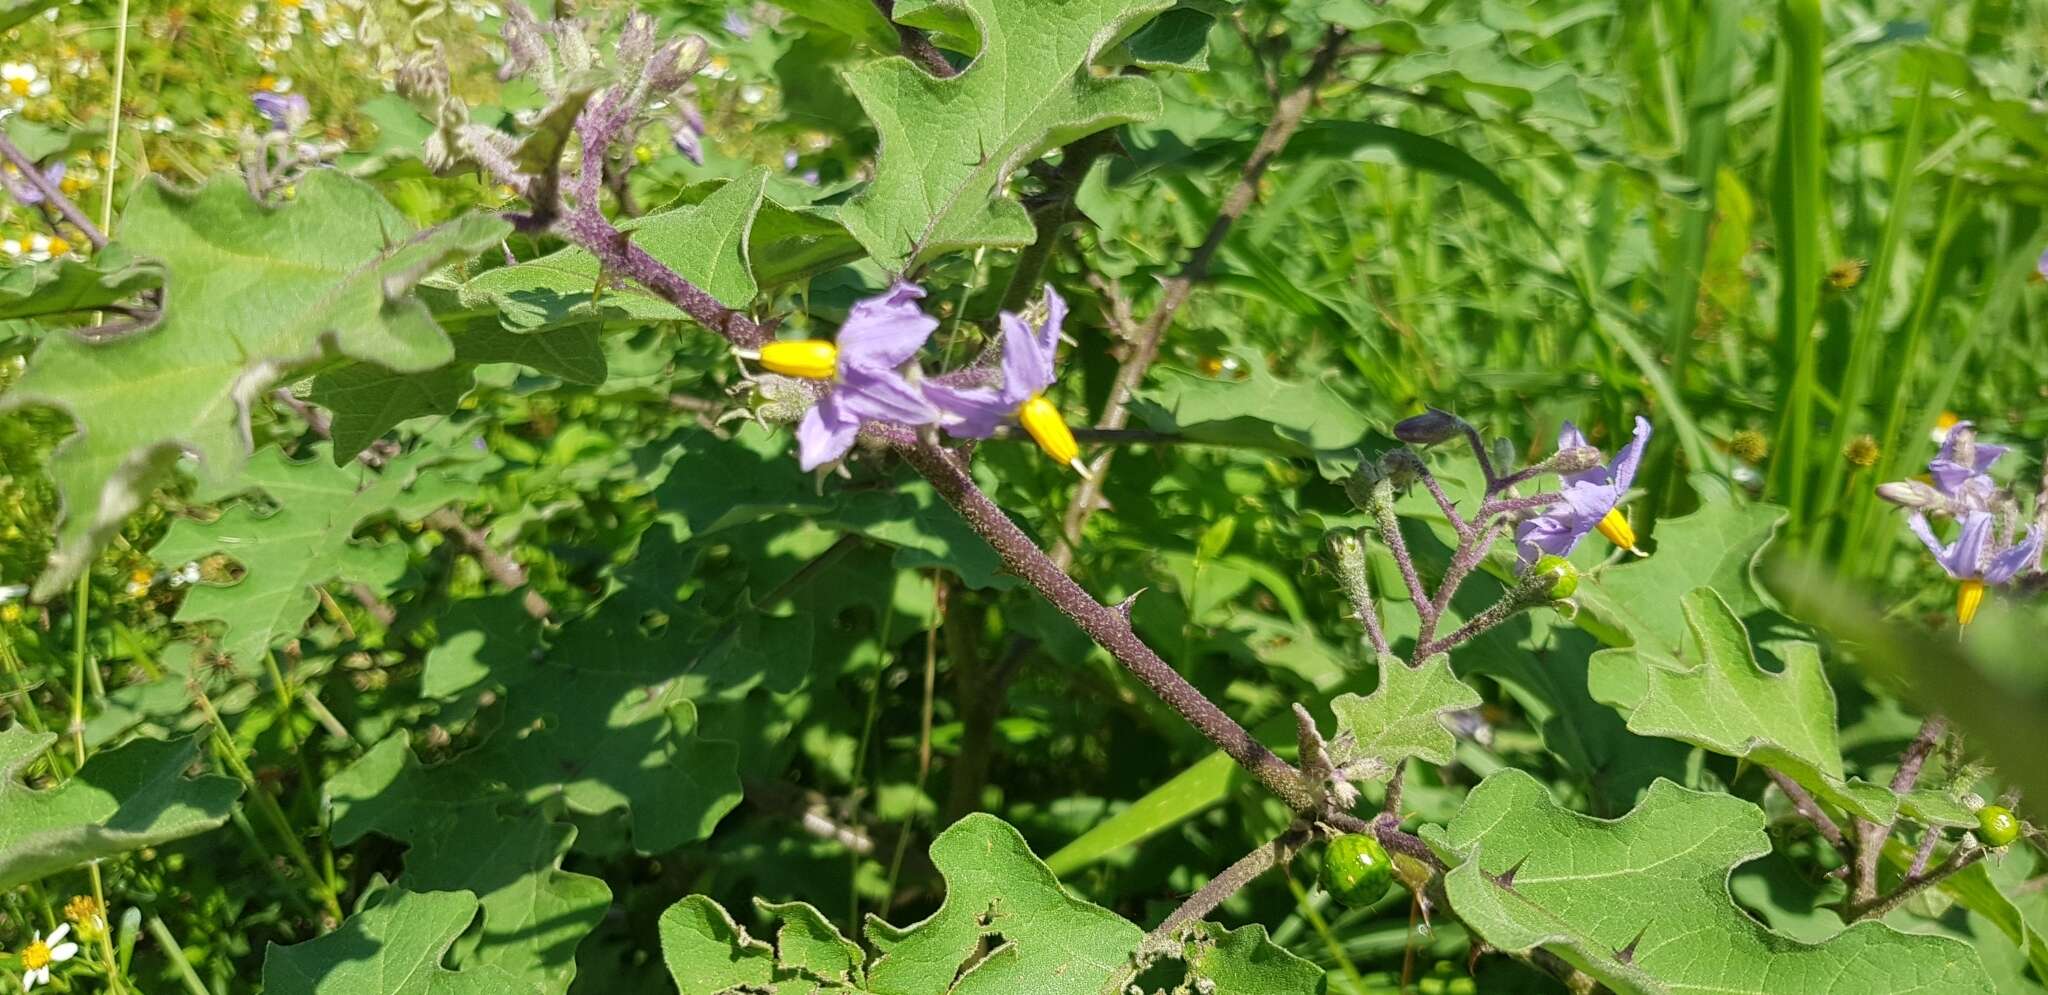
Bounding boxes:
[1,238,21,258]
[18,923,79,991]
[25,233,50,262]
[2,64,50,108]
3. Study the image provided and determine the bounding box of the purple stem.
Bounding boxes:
[1479,492,1561,520]
[0,132,108,249]
[900,441,1313,811]
[1459,423,1499,492]
[1414,519,1506,658]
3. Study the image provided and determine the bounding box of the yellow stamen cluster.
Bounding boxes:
[756,340,838,380]
[1843,434,1879,468]
[64,895,105,940]
[1595,508,1640,554]
[1017,395,1087,476]
[1956,579,1987,627]
[20,937,51,971]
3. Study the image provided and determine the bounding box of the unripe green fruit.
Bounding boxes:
[1320,833,1394,907]
[1978,805,2022,848]
[1531,554,1579,600]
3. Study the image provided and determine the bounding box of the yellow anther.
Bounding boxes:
[1017,394,1088,476]
[1595,507,1640,554]
[21,937,50,970]
[756,340,839,380]
[1956,579,1987,627]
[46,236,69,256]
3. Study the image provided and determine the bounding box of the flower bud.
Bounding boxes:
[1381,449,1425,490]
[1876,480,1944,510]
[1843,434,1880,468]
[1393,408,1465,446]
[1729,429,1769,464]
[1321,528,1368,573]
[1528,554,1579,601]
[1341,460,1386,513]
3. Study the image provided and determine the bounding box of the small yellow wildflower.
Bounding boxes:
[125,568,154,598]
[1825,258,1866,290]
[1930,411,1961,445]
[1728,429,1769,464]
[1844,434,1879,468]
[62,895,106,942]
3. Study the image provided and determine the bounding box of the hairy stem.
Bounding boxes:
[1852,714,1947,904]
[1847,842,1983,922]
[900,441,1314,810]
[1767,770,1845,851]
[1052,25,1349,567]
[872,0,957,79]
[1145,827,1310,948]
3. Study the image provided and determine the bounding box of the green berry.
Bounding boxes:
[1531,554,1579,600]
[1978,805,2022,848]
[1320,833,1394,907]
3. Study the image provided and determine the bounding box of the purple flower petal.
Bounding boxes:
[835,365,937,424]
[1907,513,1947,562]
[1515,514,1584,564]
[925,383,1013,439]
[1929,420,2006,497]
[1609,416,1652,492]
[796,395,859,470]
[1987,526,2044,584]
[838,282,939,370]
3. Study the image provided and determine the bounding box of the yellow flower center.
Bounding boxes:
[46,236,70,256]
[1956,579,1987,627]
[21,938,51,971]
[755,340,838,380]
[1017,394,1086,475]
[6,78,29,97]
[1595,507,1639,553]
[0,604,21,624]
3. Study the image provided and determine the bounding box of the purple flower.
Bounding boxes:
[926,286,1066,437]
[1909,512,2041,584]
[722,9,752,39]
[252,90,309,131]
[781,282,940,470]
[921,286,1090,472]
[2,161,61,205]
[1910,510,2042,625]
[924,285,1088,473]
[1927,420,2005,508]
[1514,416,1651,566]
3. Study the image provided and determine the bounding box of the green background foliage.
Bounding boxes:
[2,0,2046,991]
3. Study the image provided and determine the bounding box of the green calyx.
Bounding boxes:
[1320,832,1394,908]
[1529,554,1579,601]
[1978,805,2022,847]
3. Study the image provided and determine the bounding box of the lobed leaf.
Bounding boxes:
[1423,769,1993,995]
[832,0,1170,269]
[1328,654,1482,779]
[0,728,241,890]
[5,171,508,598]
[1589,588,1896,823]
[261,888,535,994]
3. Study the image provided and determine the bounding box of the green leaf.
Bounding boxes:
[1174,922,1326,993]
[5,171,509,598]
[1112,6,1221,72]
[672,179,866,289]
[325,738,610,993]
[0,0,61,33]
[663,813,1321,994]
[1589,588,1896,823]
[309,322,606,460]
[261,888,533,995]
[461,170,765,329]
[1423,770,1994,995]
[1574,499,1787,653]
[0,729,241,890]
[1328,654,1482,779]
[1042,751,1237,876]
[149,444,481,673]
[0,246,162,322]
[835,0,1169,268]
[781,0,901,52]
[1127,355,1373,472]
